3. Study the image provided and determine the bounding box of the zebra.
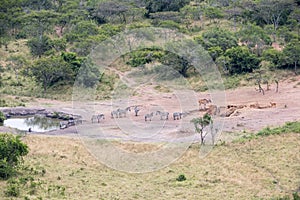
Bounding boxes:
[145,112,154,121]
[91,114,105,123]
[117,107,131,118]
[156,111,169,120]
[111,110,119,118]
[133,106,141,116]
[173,112,183,120]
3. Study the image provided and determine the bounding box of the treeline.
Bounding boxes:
[0,0,299,94]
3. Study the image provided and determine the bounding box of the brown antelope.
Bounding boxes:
[205,105,219,116]
[270,102,276,108]
[198,98,211,110]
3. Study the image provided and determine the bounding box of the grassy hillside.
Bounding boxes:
[0,123,299,200]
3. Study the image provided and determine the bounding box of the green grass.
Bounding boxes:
[234,121,300,143]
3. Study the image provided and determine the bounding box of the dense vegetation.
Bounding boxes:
[0,0,300,99]
[0,133,28,180]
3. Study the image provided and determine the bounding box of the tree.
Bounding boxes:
[90,1,130,24]
[237,23,271,55]
[30,56,74,92]
[203,6,224,23]
[76,58,100,88]
[281,39,300,74]
[195,28,238,59]
[191,113,212,145]
[27,35,52,57]
[0,133,28,179]
[256,0,294,41]
[145,0,190,15]
[262,48,283,68]
[222,46,260,74]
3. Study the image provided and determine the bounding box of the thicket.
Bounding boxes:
[0,133,28,179]
[0,0,299,97]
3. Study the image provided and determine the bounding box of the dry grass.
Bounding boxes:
[0,132,299,200]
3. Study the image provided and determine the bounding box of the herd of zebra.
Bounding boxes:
[91,106,184,123]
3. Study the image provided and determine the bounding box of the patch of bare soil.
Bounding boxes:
[4,75,299,142]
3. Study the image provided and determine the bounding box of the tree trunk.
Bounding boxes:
[295,61,298,75]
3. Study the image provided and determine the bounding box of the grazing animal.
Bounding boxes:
[198,98,212,110]
[145,112,154,121]
[156,111,169,120]
[270,102,276,108]
[118,107,131,118]
[134,106,141,116]
[206,105,219,116]
[173,112,183,120]
[91,114,105,123]
[111,110,119,118]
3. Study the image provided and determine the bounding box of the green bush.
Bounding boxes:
[0,111,6,124]
[176,174,186,182]
[5,179,20,197]
[0,133,28,179]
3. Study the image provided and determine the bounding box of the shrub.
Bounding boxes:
[0,111,6,124]
[0,133,28,179]
[5,180,20,197]
[176,174,186,182]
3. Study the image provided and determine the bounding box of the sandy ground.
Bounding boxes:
[1,75,299,143]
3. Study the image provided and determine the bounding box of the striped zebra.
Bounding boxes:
[91,114,105,123]
[118,107,131,118]
[111,110,119,118]
[156,111,169,120]
[145,112,154,121]
[173,112,183,120]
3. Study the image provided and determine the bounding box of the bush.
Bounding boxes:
[4,181,20,197]
[0,133,28,179]
[176,174,186,182]
[0,111,6,124]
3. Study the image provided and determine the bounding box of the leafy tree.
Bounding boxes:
[262,48,283,68]
[222,46,260,74]
[22,10,58,38]
[27,35,52,57]
[0,0,24,40]
[203,6,224,23]
[195,28,238,59]
[76,58,100,88]
[191,113,212,145]
[160,52,191,77]
[0,133,28,179]
[89,1,130,24]
[61,51,84,74]
[256,0,294,41]
[144,0,190,15]
[281,39,300,74]
[65,20,99,42]
[30,56,74,92]
[237,23,271,55]
[289,8,300,39]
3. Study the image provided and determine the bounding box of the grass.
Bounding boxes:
[0,121,298,199]
[235,121,300,143]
